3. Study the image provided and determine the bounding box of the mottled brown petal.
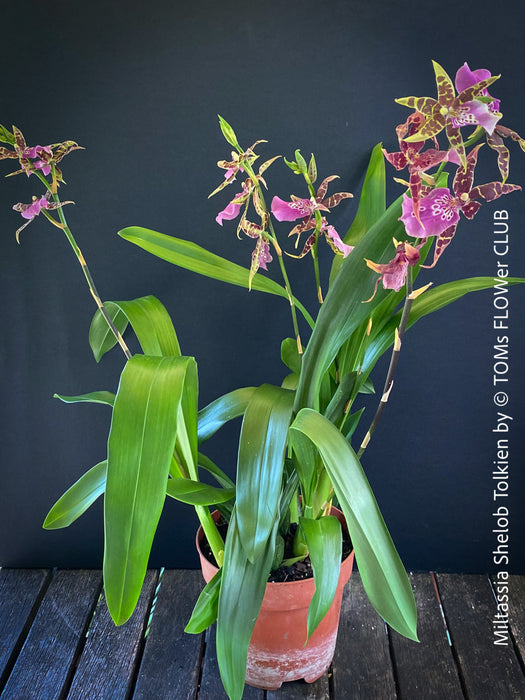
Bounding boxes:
[470,181,522,202]
[395,96,437,115]
[487,132,510,182]
[323,192,353,208]
[383,149,408,170]
[404,104,446,142]
[13,126,27,153]
[240,216,264,239]
[316,175,339,201]
[433,61,455,106]
[0,146,17,159]
[446,122,466,169]
[425,224,457,268]
[258,155,280,176]
[453,144,481,196]
[289,233,316,259]
[456,75,500,105]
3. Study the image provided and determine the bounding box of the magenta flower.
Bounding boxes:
[216,198,242,225]
[0,126,82,184]
[384,111,453,221]
[365,241,420,298]
[400,188,460,239]
[397,61,502,167]
[271,196,323,222]
[12,193,73,241]
[290,218,353,259]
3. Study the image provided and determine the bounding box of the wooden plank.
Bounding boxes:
[1,570,101,700]
[266,675,329,699]
[133,569,204,700]
[67,570,157,699]
[199,625,264,700]
[437,573,525,699]
[389,573,463,699]
[0,569,51,691]
[492,574,525,664]
[331,572,396,699]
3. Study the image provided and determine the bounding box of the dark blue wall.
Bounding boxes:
[1,0,524,572]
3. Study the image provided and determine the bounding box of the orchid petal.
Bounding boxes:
[400,189,460,239]
[271,196,312,222]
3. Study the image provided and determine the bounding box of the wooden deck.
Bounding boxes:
[0,569,524,699]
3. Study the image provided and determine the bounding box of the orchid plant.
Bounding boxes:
[3,61,525,700]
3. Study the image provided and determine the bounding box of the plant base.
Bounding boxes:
[196,509,354,690]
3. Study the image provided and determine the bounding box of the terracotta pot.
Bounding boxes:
[196,508,354,690]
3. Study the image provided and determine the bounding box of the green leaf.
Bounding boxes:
[89,295,180,362]
[295,197,405,412]
[166,477,235,506]
[330,143,386,283]
[289,409,418,641]
[281,337,301,374]
[185,569,221,634]
[118,227,315,328]
[198,452,235,489]
[217,510,277,700]
[197,387,256,443]
[300,515,342,639]
[236,384,295,563]
[89,306,128,362]
[43,461,107,529]
[104,354,197,625]
[363,276,525,378]
[54,391,115,406]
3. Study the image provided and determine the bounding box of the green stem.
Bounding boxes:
[357,268,414,459]
[37,170,132,360]
[245,163,305,355]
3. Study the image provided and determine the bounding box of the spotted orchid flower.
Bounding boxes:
[396,61,502,168]
[209,140,268,198]
[216,180,255,226]
[400,145,521,267]
[400,187,460,240]
[288,217,353,259]
[271,195,324,221]
[0,126,82,187]
[12,193,73,242]
[383,112,453,221]
[365,240,420,299]
[237,215,273,286]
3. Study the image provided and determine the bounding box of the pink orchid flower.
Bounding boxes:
[365,241,420,298]
[271,195,324,222]
[400,188,460,240]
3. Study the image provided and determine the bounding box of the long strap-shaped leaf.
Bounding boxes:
[362,275,525,380]
[289,408,418,641]
[89,295,181,361]
[217,510,278,700]
[329,142,386,284]
[299,515,342,639]
[43,460,107,529]
[197,387,256,443]
[118,226,314,327]
[104,354,197,625]
[236,384,295,563]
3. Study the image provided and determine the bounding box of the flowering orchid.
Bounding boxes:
[398,145,521,267]
[396,61,501,167]
[12,193,73,241]
[287,217,353,259]
[365,240,420,297]
[209,140,268,197]
[271,195,326,222]
[0,125,82,189]
[216,180,255,225]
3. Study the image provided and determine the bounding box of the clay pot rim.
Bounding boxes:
[196,507,354,588]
